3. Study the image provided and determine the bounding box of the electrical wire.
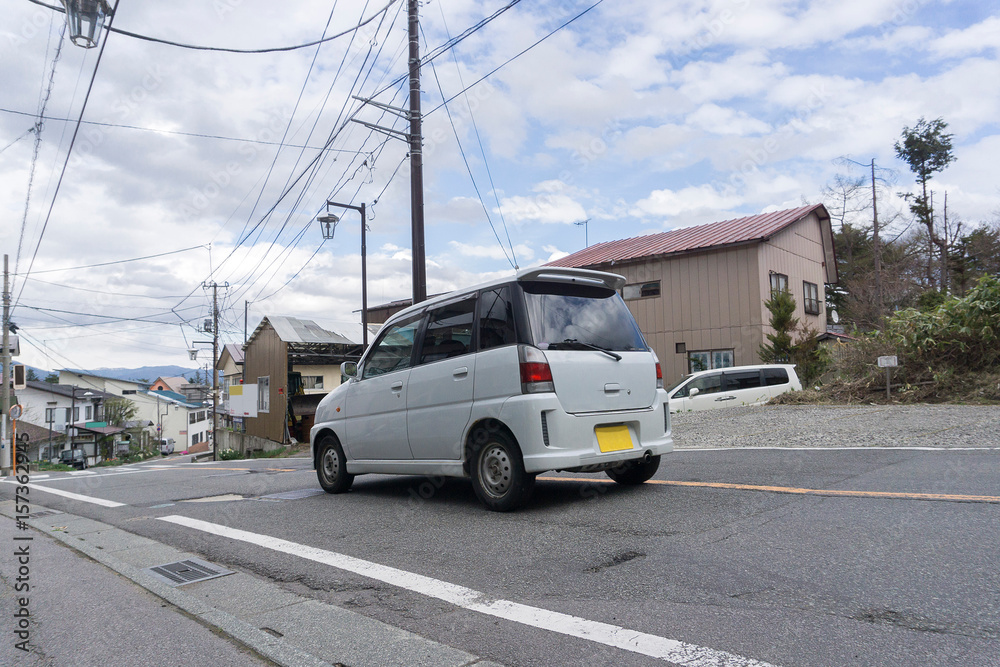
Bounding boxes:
[12,0,122,313]
[14,244,207,276]
[25,0,401,54]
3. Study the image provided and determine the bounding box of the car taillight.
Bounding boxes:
[519,345,554,393]
[651,349,663,389]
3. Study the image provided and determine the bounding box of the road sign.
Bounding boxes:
[877,356,898,368]
[9,404,22,420]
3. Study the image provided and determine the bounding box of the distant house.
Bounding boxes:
[13,381,114,463]
[149,376,188,392]
[545,204,838,383]
[242,316,364,444]
[216,343,244,430]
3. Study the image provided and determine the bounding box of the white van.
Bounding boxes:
[310,267,673,511]
[667,364,801,413]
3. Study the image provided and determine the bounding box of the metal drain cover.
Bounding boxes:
[143,557,233,587]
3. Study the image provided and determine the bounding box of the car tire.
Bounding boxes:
[317,435,354,494]
[606,455,660,485]
[469,428,535,511]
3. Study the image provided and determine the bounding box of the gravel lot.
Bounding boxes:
[670,404,1000,449]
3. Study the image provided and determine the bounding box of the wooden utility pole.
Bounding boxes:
[408,0,426,304]
[871,159,882,313]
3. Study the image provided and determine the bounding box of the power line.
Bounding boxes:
[0,107,378,153]
[14,244,207,276]
[25,0,401,54]
[12,0,122,313]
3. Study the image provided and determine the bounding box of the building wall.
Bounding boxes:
[57,371,142,396]
[614,243,764,384]
[244,322,289,443]
[607,215,831,384]
[756,211,830,334]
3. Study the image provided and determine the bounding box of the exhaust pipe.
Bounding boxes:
[643,450,652,463]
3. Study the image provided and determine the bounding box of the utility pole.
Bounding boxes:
[871,159,882,314]
[2,255,11,473]
[202,281,225,461]
[408,0,426,304]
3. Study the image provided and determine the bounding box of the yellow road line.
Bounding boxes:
[536,477,1000,503]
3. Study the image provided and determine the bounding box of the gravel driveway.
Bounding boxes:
[670,404,1000,449]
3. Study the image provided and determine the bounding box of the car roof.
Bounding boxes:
[382,266,627,328]
[682,364,796,379]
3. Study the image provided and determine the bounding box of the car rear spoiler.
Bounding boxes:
[516,267,626,290]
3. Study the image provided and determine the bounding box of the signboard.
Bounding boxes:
[877,356,898,368]
[9,404,22,420]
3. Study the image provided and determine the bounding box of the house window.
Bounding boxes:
[45,408,56,423]
[770,273,788,295]
[623,281,661,300]
[302,375,324,390]
[688,349,734,373]
[803,281,821,315]
[257,376,270,413]
[65,407,72,422]
[85,406,93,420]
[189,411,198,424]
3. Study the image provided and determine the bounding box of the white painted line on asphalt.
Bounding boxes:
[2,480,126,508]
[159,515,777,666]
[68,470,95,475]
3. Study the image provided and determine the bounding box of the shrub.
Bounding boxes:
[218,448,242,460]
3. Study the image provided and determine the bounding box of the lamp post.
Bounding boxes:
[318,201,368,349]
[574,218,591,248]
[61,0,113,49]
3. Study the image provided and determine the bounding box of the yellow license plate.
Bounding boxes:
[595,425,635,453]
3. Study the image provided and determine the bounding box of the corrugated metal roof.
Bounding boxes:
[546,204,827,268]
[251,316,357,346]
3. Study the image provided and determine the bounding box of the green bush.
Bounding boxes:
[218,448,242,460]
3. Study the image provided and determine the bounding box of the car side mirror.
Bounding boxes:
[689,387,700,397]
[341,361,358,378]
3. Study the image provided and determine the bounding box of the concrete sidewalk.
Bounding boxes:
[0,501,500,667]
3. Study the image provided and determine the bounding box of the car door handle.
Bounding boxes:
[390,381,403,391]
[715,395,736,401]
[452,367,469,377]
[604,383,621,393]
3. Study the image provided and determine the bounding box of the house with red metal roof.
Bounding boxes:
[545,204,838,383]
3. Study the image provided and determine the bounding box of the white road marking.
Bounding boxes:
[159,515,777,666]
[68,470,95,475]
[3,480,125,508]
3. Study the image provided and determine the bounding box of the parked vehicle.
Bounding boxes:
[311,267,673,511]
[58,448,88,470]
[667,364,802,413]
[159,438,175,456]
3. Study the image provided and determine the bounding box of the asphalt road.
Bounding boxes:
[2,405,999,666]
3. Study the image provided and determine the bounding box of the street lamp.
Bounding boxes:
[574,218,591,248]
[318,200,369,348]
[61,0,112,49]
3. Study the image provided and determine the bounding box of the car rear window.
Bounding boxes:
[763,368,790,385]
[520,281,647,352]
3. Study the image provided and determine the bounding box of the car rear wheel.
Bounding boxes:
[606,455,660,485]
[469,428,534,511]
[317,435,354,494]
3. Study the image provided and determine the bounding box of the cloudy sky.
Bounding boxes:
[2,0,998,372]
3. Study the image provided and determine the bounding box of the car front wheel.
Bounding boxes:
[317,435,354,494]
[606,455,660,485]
[469,428,534,511]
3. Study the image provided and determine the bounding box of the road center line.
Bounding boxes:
[158,515,776,667]
[537,477,1000,503]
[3,480,126,508]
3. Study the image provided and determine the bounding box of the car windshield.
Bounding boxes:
[521,281,647,352]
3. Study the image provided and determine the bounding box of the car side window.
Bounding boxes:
[362,315,422,379]
[689,373,723,395]
[478,286,516,350]
[723,370,762,390]
[418,298,476,364]
[763,368,789,386]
